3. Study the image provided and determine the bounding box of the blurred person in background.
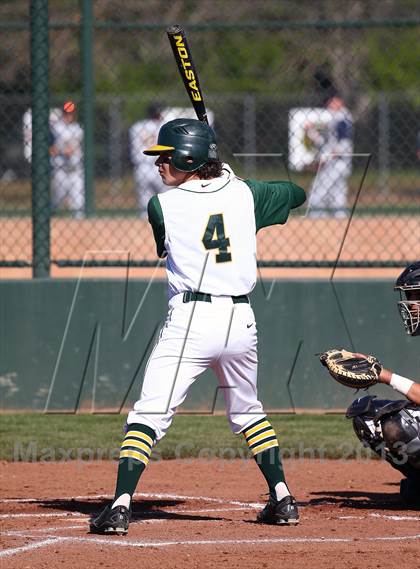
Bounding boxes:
[129,104,167,218]
[49,101,84,218]
[306,92,353,218]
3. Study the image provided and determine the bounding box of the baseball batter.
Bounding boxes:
[90,118,306,535]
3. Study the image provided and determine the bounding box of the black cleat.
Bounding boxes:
[257,495,299,525]
[89,505,130,535]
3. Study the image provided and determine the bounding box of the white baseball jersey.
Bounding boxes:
[322,107,353,158]
[158,165,256,297]
[148,164,304,299]
[50,119,83,171]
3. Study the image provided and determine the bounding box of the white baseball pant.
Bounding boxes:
[127,293,265,440]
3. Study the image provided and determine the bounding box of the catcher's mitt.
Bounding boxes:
[319,348,382,390]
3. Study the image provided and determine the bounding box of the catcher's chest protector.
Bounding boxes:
[347,395,420,480]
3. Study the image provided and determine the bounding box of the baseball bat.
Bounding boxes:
[166,25,208,125]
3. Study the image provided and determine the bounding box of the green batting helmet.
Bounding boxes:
[143,118,219,172]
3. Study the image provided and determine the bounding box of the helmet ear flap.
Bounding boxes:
[171,150,202,172]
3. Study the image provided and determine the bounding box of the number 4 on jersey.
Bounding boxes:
[202,214,232,263]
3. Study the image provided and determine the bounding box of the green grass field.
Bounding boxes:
[0,413,375,462]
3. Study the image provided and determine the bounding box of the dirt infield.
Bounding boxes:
[1,459,419,568]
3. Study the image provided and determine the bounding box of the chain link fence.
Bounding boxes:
[1,1,419,274]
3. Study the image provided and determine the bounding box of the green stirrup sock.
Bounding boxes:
[243,418,286,499]
[114,423,156,501]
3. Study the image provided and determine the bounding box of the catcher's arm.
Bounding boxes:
[375,365,420,405]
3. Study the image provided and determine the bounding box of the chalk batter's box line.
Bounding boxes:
[2,493,418,523]
[0,538,66,559]
[2,492,418,522]
[0,512,86,519]
[2,520,164,538]
[338,513,420,522]
[3,509,419,524]
[0,505,260,522]
[2,531,420,559]
[0,492,264,508]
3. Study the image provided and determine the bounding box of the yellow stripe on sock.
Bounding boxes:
[121,439,152,455]
[244,420,270,439]
[125,431,154,447]
[250,439,279,456]
[247,429,276,447]
[119,449,149,465]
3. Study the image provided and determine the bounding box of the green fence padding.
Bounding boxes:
[0,279,416,413]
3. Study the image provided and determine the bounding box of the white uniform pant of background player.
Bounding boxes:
[134,162,165,216]
[127,295,265,440]
[308,156,351,218]
[51,168,85,215]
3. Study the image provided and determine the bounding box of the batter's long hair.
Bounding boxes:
[196,160,223,179]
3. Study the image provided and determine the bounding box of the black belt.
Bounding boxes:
[182,291,249,304]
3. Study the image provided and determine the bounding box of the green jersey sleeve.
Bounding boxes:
[147,195,167,258]
[244,179,306,232]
